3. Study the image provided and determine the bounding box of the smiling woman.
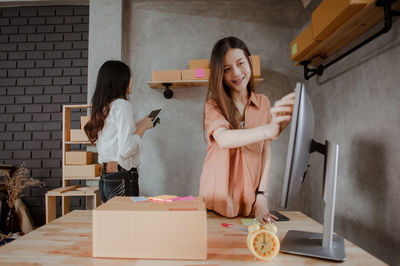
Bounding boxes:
[199,36,295,223]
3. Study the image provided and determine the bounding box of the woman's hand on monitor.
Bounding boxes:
[264,114,291,140]
[271,91,296,135]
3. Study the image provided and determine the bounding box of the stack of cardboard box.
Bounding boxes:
[64,116,102,178]
[182,59,210,80]
[151,56,261,82]
[290,0,370,63]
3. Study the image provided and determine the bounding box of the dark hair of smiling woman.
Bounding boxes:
[203,36,255,140]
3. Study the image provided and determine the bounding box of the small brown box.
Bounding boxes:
[152,70,182,82]
[65,151,92,165]
[312,0,367,41]
[70,129,89,142]
[181,69,210,80]
[63,164,102,178]
[189,59,209,69]
[93,196,207,259]
[250,55,261,78]
[80,116,90,129]
[290,23,320,62]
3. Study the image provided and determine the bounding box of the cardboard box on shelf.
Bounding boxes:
[93,196,207,260]
[80,116,90,129]
[70,129,89,142]
[152,70,182,82]
[65,151,92,165]
[181,69,210,80]
[189,59,209,69]
[312,0,367,41]
[290,23,320,62]
[63,164,102,178]
[250,55,261,78]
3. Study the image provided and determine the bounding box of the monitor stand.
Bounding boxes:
[280,140,346,262]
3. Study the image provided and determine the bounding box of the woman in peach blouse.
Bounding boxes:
[199,37,295,223]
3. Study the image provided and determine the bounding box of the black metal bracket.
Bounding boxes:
[162,83,173,99]
[301,0,400,80]
[310,139,326,155]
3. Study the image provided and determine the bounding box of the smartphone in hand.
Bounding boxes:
[148,108,162,127]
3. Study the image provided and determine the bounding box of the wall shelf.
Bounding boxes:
[148,78,265,99]
[298,0,400,80]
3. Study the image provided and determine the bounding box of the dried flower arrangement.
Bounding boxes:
[5,163,44,209]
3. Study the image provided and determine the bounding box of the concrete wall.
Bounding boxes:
[87,0,122,103]
[122,0,305,201]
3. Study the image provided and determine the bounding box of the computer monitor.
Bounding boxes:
[279,82,346,262]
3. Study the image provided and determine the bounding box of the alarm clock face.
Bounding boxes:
[247,228,280,260]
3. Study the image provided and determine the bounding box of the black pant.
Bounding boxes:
[99,165,139,203]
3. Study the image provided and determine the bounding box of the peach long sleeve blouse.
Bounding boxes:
[199,92,272,217]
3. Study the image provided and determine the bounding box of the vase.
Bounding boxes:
[4,206,20,234]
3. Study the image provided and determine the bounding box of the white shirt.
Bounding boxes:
[97,98,142,170]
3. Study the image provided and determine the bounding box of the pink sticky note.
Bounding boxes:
[194,68,205,78]
[172,196,196,201]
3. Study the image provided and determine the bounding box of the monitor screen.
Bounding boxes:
[280,82,314,208]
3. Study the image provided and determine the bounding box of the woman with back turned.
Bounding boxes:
[84,60,153,203]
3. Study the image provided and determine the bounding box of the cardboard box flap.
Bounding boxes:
[95,196,205,211]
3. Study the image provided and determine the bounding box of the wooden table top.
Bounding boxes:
[0,210,384,265]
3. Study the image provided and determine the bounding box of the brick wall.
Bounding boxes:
[0,6,89,226]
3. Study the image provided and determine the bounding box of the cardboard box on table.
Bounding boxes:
[93,196,207,260]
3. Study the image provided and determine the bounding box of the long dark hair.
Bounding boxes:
[204,37,255,137]
[84,60,131,143]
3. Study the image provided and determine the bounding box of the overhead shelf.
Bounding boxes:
[148,78,265,99]
[291,0,400,79]
[302,0,400,66]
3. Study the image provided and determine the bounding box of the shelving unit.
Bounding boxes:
[45,104,101,223]
[148,78,265,99]
[294,0,400,79]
